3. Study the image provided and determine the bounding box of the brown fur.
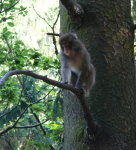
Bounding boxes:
[59,33,96,97]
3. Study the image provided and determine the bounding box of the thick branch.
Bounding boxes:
[60,0,84,23]
[0,70,77,94]
[0,70,98,137]
[76,95,96,134]
[60,0,84,15]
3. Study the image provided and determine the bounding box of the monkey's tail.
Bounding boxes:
[90,64,96,87]
[84,64,96,97]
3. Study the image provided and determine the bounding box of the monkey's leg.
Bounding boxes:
[61,63,71,84]
[70,72,78,86]
[75,69,87,89]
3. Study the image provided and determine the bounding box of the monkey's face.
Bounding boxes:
[59,33,78,57]
[61,41,76,58]
[61,41,71,56]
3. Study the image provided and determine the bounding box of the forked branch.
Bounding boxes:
[0,69,99,139]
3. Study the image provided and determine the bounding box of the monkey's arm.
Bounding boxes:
[60,52,71,84]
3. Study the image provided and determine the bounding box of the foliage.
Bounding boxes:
[0,0,62,149]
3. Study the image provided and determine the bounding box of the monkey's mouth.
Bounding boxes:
[64,49,71,55]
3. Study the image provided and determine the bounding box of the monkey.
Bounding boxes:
[59,33,96,97]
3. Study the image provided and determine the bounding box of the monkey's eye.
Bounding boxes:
[61,45,64,51]
[60,42,63,45]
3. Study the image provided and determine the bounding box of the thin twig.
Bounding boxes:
[5,138,14,150]
[0,101,9,116]
[0,91,51,135]
[0,90,23,118]
[33,6,59,55]
[17,75,49,136]
[0,0,20,13]
[53,11,60,29]
[15,119,49,128]
[33,6,52,29]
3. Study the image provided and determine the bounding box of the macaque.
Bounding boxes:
[59,33,96,97]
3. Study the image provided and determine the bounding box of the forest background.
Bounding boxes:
[0,0,136,150]
[0,0,62,149]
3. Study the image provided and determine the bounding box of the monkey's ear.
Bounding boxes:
[73,34,78,40]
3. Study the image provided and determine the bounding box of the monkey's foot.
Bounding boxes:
[82,88,87,94]
[75,86,89,97]
[75,85,84,95]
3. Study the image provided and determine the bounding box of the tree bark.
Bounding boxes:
[60,0,136,149]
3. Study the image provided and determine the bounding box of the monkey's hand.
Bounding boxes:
[60,79,67,93]
[62,77,69,84]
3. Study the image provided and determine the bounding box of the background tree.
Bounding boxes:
[60,0,136,149]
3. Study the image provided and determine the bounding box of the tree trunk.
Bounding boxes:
[60,0,136,149]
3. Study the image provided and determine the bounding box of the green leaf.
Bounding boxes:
[24,147,32,150]
[21,98,26,102]
[15,40,24,45]
[1,17,7,22]
[3,27,8,33]
[7,22,14,27]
